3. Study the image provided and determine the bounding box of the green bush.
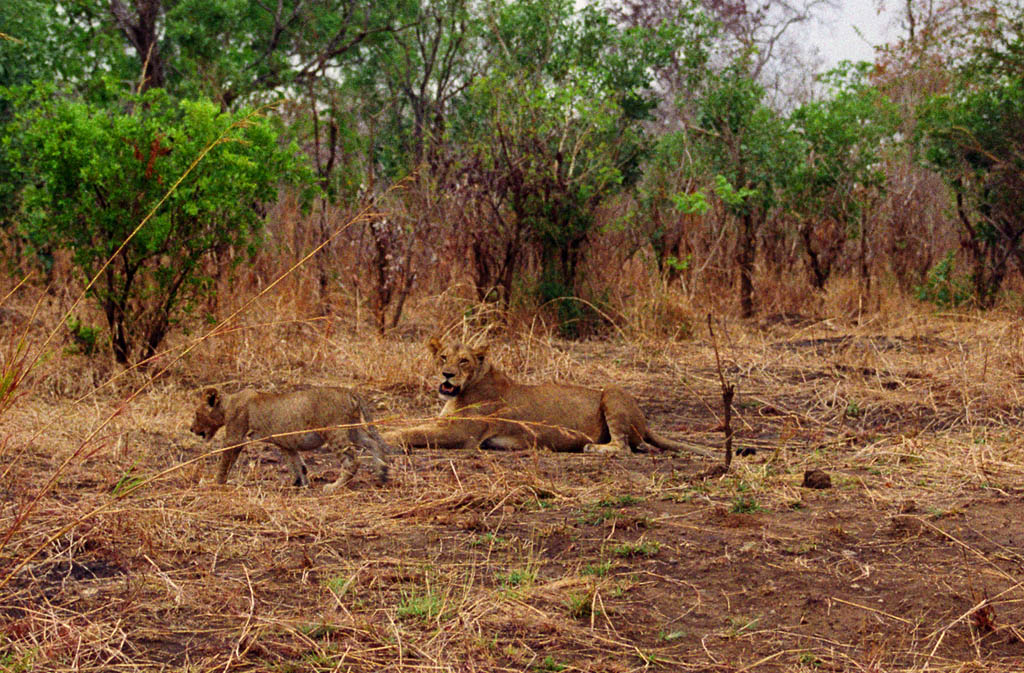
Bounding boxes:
[4,83,314,363]
[915,251,972,309]
[65,315,101,355]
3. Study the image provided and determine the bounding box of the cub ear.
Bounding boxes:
[202,387,220,408]
[472,343,489,361]
[426,336,443,356]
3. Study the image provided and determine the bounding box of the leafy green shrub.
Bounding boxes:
[4,84,314,363]
[65,315,101,355]
[449,3,682,324]
[915,251,971,309]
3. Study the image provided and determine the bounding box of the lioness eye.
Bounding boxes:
[459,358,469,366]
[439,355,447,362]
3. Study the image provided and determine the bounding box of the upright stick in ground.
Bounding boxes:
[707,313,735,471]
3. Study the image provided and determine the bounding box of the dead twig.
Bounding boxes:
[698,313,735,478]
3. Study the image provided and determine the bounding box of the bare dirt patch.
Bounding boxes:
[2,315,1024,671]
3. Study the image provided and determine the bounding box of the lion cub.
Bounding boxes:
[190,386,391,491]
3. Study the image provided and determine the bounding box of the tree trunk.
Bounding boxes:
[799,223,828,290]
[109,0,167,91]
[738,212,756,318]
[859,212,871,295]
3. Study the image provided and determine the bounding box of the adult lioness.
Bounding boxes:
[382,338,717,459]
[190,386,391,490]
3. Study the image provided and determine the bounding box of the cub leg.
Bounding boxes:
[324,445,359,493]
[279,446,310,487]
[216,443,245,484]
[349,426,390,484]
[354,398,391,483]
[583,387,643,454]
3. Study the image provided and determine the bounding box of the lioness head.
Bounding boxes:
[427,338,488,400]
[190,387,226,440]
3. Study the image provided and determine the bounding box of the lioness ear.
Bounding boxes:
[472,344,489,361]
[426,337,443,356]
[203,387,220,407]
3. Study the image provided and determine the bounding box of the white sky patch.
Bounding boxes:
[806,1,897,71]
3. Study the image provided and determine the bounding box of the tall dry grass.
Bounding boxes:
[4,258,1024,669]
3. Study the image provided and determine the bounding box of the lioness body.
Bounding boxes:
[190,386,390,490]
[383,339,716,458]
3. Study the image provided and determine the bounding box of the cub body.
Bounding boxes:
[190,386,390,490]
[383,339,716,458]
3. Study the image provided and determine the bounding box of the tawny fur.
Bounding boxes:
[190,386,391,490]
[382,338,716,459]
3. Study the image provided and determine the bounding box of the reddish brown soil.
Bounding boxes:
[2,325,1024,671]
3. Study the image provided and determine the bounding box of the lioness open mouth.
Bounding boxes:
[438,381,460,397]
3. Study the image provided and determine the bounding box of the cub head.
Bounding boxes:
[190,387,226,440]
[426,337,488,400]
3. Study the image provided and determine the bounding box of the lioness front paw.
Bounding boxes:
[583,442,622,455]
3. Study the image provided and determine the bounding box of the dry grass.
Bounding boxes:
[2,276,1024,672]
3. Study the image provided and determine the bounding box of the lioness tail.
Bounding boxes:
[645,431,718,460]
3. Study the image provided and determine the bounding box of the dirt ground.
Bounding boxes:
[2,313,1024,672]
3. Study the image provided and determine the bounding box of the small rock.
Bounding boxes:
[802,469,832,490]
